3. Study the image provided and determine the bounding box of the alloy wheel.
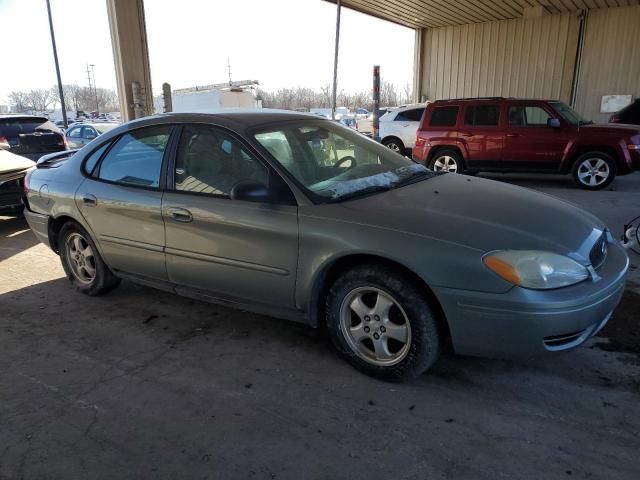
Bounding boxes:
[577,158,610,187]
[339,287,412,366]
[432,155,458,173]
[64,232,96,285]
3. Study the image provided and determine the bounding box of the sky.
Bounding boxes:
[0,0,414,104]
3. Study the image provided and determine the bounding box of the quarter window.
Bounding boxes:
[175,125,267,197]
[395,108,425,122]
[84,142,110,176]
[96,126,171,188]
[464,105,499,126]
[429,106,459,126]
[508,105,552,126]
[67,127,82,138]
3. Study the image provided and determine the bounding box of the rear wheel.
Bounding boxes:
[59,221,120,295]
[326,265,441,381]
[382,137,406,156]
[572,152,616,190]
[429,149,463,173]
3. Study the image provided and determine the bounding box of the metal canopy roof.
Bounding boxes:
[325,0,640,29]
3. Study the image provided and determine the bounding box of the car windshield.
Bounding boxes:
[550,101,592,125]
[254,121,435,202]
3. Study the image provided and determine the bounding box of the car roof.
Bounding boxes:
[125,109,325,129]
[432,97,560,103]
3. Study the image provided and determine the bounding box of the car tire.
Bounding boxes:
[571,151,617,190]
[428,149,464,173]
[59,221,120,295]
[326,264,441,381]
[382,137,406,156]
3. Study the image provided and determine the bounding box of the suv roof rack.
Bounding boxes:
[433,97,506,102]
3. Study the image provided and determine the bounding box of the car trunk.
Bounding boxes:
[0,117,66,160]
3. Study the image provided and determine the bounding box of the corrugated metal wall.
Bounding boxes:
[574,5,640,123]
[420,13,580,102]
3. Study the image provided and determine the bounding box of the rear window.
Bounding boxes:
[429,106,459,126]
[0,117,60,137]
[464,105,499,126]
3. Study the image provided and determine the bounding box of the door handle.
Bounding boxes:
[82,194,97,206]
[461,132,474,137]
[166,207,193,223]
[506,133,519,138]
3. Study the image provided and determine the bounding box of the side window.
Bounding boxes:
[508,105,552,126]
[430,106,459,126]
[96,126,171,188]
[84,142,111,176]
[82,127,97,139]
[403,108,425,122]
[175,125,268,197]
[464,105,499,126]
[67,127,82,138]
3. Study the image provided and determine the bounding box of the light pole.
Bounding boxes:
[90,64,99,114]
[46,0,68,128]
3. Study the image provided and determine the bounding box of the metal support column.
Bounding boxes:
[46,0,68,128]
[331,0,341,120]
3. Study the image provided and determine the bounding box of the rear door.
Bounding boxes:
[76,125,174,281]
[393,107,425,149]
[162,124,299,308]
[459,103,503,169]
[503,102,568,170]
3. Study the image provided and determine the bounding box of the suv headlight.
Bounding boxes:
[483,250,589,290]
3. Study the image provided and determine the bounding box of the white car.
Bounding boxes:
[379,103,427,155]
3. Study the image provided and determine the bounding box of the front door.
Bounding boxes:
[393,107,425,149]
[503,103,569,170]
[162,124,299,308]
[459,103,503,169]
[76,125,174,281]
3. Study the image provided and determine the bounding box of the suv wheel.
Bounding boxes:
[429,149,463,173]
[326,265,441,381]
[572,152,616,190]
[382,138,405,156]
[59,221,120,295]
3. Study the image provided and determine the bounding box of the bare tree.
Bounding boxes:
[8,91,29,112]
[25,89,52,111]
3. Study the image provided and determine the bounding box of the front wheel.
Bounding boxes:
[571,152,616,190]
[59,221,120,295]
[326,265,441,381]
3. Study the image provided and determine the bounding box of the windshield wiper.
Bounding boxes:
[394,168,435,187]
[329,184,393,202]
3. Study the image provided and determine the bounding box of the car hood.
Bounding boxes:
[579,123,640,135]
[0,150,35,180]
[339,173,604,261]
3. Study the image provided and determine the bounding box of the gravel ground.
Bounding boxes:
[1,173,639,480]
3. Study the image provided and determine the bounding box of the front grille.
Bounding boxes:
[589,231,608,269]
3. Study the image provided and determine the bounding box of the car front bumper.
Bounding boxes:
[433,241,629,359]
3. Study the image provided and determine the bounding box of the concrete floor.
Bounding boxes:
[1,173,639,480]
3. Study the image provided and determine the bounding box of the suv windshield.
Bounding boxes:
[254,121,435,202]
[549,101,592,126]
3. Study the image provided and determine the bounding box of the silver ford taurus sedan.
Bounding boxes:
[23,110,629,380]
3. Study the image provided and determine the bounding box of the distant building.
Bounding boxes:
[0,105,10,114]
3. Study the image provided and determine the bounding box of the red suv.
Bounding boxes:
[413,98,640,190]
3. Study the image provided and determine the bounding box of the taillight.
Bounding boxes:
[0,135,8,147]
[63,135,69,149]
[415,136,426,147]
[23,168,33,194]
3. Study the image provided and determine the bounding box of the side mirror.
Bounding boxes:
[230,180,271,203]
[547,118,561,128]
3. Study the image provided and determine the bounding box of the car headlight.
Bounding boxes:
[483,250,589,290]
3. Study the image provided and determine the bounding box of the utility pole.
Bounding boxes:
[86,63,93,114]
[331,0,341,121]
[46,0,68,128]
[227,57,232,86]
[90,64,99,114]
